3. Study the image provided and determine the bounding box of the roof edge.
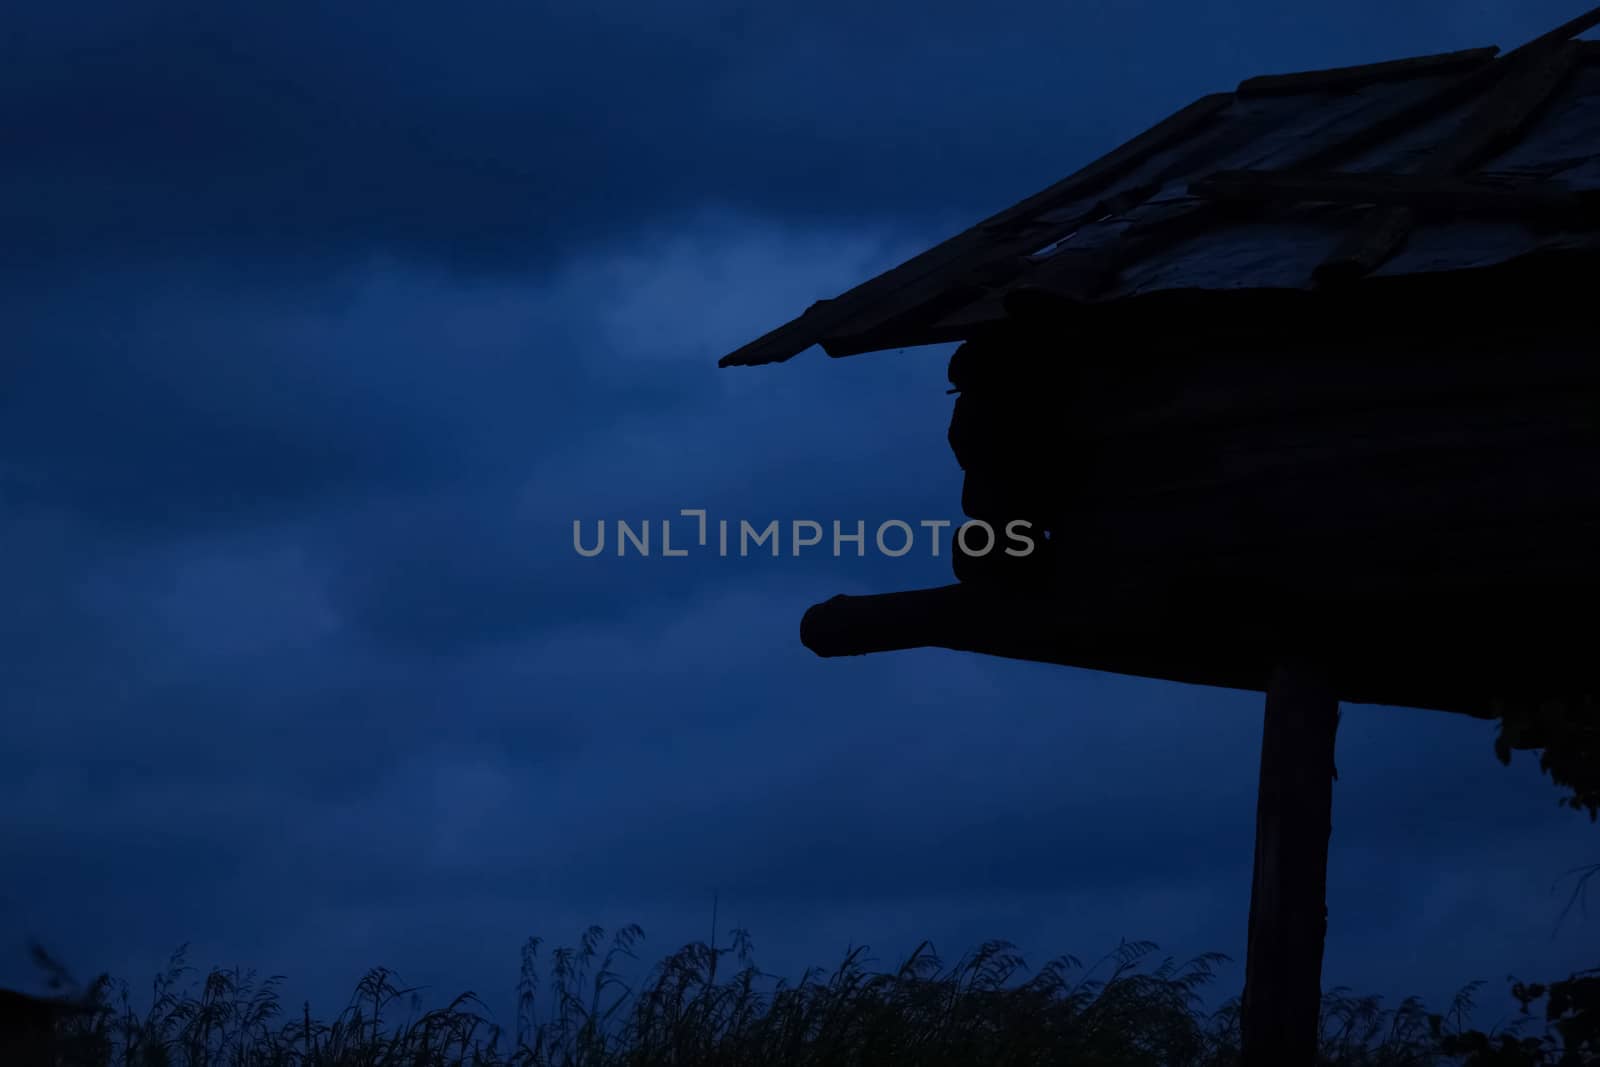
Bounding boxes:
[716,4,1600,370]
[1236,45,1499,96]
[716,92,1235,368]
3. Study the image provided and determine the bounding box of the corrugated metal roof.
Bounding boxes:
[720,8,1600,369]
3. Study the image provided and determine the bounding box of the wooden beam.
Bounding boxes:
[1504,3,1600,63]
[799,565,1600,719]
[1240,660,1340,1067]
[1429,40,1583,174]
[1188,169,1600,222]
[1290,35,1578,176]
[799,583,1571,719]
[1109,38,1538,283]
[1236,46,1498,97]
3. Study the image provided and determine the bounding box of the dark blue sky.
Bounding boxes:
[3,0,1597,1032]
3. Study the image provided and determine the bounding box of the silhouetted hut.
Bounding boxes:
[718,7,1600,1065]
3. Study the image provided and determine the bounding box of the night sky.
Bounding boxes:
[4,0,1598,1030]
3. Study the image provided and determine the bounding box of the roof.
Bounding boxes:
[720,7,1600,368]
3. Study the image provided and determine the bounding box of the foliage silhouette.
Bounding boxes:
[11,928,1600,1065]
[1495,700,1600,820]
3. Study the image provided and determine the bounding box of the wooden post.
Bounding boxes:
[1240,658,1340,1067]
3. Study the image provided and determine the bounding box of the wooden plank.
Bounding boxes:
[1237,46,1498,97]
[1097,47,1535,286]
[1428,40,1583,174]
[1038,200,1239,296]
[1241,661,1339,1067]
[970,96,1232,237]
[1315,38,1582,282]
[1189,169,1599,221]
[1288,22,1591,179]
[717,92,1234,367]
[1064,43,1540,291]
[1503,3,1600,63]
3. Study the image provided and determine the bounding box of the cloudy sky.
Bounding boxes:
[4,0,1598,1034]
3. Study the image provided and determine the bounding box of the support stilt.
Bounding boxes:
[1240,658,1340,1067]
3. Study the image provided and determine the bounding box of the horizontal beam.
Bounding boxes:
[800,582,1595,723]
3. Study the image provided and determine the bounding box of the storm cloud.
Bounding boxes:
[2,0,1596,1029]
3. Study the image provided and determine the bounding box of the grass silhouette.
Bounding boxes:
[13,926,1597,1065]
